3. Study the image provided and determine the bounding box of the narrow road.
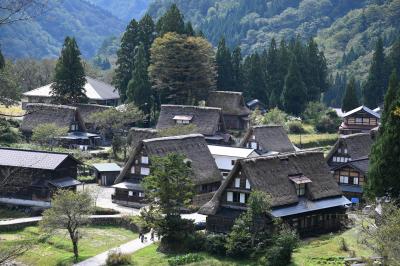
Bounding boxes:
[74,233,154,266]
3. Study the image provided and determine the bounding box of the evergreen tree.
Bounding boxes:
[381,70,399,130]
[388,38,400,79]
[341,77,359,112]
[363,37,387,108]
[156,4,185,36]
[266,39,281,107]
[242,53,267,103]
[114,19,140,102]
[305,38,328,102]
[231,46,243,91]
[51,37,86,104]
[127,44,152,115]
[0,48,5,70]
[184,22,195,36]
[216,38,234,90]
[367,94,400,199]
[276,39,290,108]
[139,14,155,60]
[282,57,307,115]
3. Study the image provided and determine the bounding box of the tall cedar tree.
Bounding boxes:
[266,39,281,107]
[243,53,267,103]
[341,77,359,112]
[156,4,185,36]
[231,46,243,91]
[282,57,307,115]
[127,44,152,114]
[51,37,86,104]
[363,37,387,108]
[216,37,234,90]
[149,32,216,105]
[380,70,399,131]
[306,38,328,101]
[0,48,5,69]
[367,93,400,199]
[276,39,290,108]
[114,19,140,102]
[139,14,156,60]
[184,22,195,36]
[388,38,400,79]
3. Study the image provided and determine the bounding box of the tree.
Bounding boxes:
[363,38,388,108]
[381,70,399,130]
[13,58,56,92]
[225,191,273,257]
[149,32,216,105]
[341,77,359,112]
[231,46,243,91]
[216,37,234,90]
[40,190,93,262]
[141,153,194,252]
[0,60,20,106]
[51,37,86,104]
[156,4,185,36]
[138,14,156,60]
[388,38,400,79]
[127,44,152,115]
[0,48,5,69]
[242,53,267,103]
[0,0,49,25]
[266,39,281,107]
[0,118,21,143]
[367,93,400,199]
[282,57,307,115]
[184,21,195,36]
[114,19,140,102]
[251,107,287,127]
[31,123,68,150]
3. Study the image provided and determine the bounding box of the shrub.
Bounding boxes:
[94,207,120,215]
[184,231,206,252]
[303,102,328,123]
[287,121,305,134]
[105,250,132,266]
[167,253,205,266]
[205,234,227,256]
[337,237,349,251]
[315,115,340,133]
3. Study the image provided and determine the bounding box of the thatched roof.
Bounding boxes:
[115,134,222,185]
[332,157,369,175]
[240,125,295,153]
[156,105,226,136]
[128,127,159,149]
[21,103,86,133]
[74,104,112,123]
[207,91,250,116]
[199,151,342,215]
[326,133,373,162]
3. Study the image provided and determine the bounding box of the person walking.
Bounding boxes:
[140,233,144,243]
[150,228,154,241]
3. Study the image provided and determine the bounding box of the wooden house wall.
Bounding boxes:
[223,115,248,130]
[334,166,365,187]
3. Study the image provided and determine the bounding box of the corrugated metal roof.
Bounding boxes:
[208,145,255,158]
[340,184,363,193]
[92,163,121,172]
[0,148,74,170]
[48,177,81,188]
[271,196,351,217]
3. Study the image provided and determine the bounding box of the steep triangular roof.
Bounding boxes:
[326,133,373,162]
[207,91,250,116]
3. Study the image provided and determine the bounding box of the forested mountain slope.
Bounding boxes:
[0,0,125,59]
[88,0,149,22]
[148,0,400,80]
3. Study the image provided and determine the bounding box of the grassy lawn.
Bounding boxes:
[289,133,338,148]
[0,207,28,220]
[0,225,138,266]
[0,104,25,117]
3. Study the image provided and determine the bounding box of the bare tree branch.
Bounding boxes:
[0,0,56,26]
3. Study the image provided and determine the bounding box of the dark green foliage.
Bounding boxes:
[0,48,4,70]
[342,77,360,112]
[114,19,140,102]
[51,37,87,104]
[0,61,20,106]
[324,72,348,108]
[242,53,267,103]
[381,70,400,130]
[315,110,341,133]
[266,39,281,107]
[205,234,227,256]
[156,4,185,36]
[139,14,156,60]
[282,57,307,115]
[127,44,152,114]
[184,22,195,36]
[363,38,388,108]
[388,39,400,79]
[167,254,204,266]
[231,46,243,91]
[216,38,234,90]
[367,89,400,199]
[0,118,21,144]
[287,121,305,134]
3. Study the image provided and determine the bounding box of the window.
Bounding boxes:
[333,157,337,162]
[141,156,149,164]
[234,178,240,188]
[356,117,362,124]
[245,179,251,189]
[353,177,359,185]
[344,148,348,154]
[222,172,229,179]
[141,167,150,176]
[295,183,305,196]
[363,118,370,125]
[130,167,135,174]
[239,193,245,203]
[70,124,79,131]
[227,192,233,202]
[231,160,235,166]
[250,142,257,149]
[340,175,349,184]
[338,148,342,153]
[128,191,133,196]
[138,192,145,198]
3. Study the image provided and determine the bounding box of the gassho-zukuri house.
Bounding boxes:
[206,91,251,130]
[326,133,374,203]
[156,105,232,145]
[0,148,81,208]
[199,151,351,236]
[112,134,223,207]
[22,76,120,108]
[240,125,296,155]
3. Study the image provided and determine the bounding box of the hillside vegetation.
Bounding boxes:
[0,0,124,58]
[88,0,149,22]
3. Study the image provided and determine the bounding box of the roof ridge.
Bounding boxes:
[161,104,222,111]
[142,133,204,143]
[26,103,78,110]
[241,150,322,163]
[0,147,71,156]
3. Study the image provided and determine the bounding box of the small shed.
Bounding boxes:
[92,163,121,186]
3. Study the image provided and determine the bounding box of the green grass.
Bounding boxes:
[289,133,338,148]
[0,225,138,266]
[131,244,252,266]
[0,207,28,220]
